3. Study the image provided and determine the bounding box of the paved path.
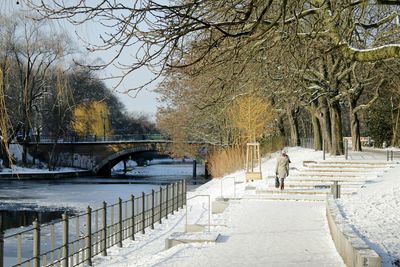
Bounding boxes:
[158,200,345,267]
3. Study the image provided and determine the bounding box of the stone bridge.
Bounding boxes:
[26,140,182,176]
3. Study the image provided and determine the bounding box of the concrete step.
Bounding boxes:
[290,172,375,178]
[256,188,356,196]
[303,163,390,169]
[242,194,326,202]
[265,183,362,189]
[266,177,365,183]
[299,168,380,173]
[304,160,392,165]
[267,177,369,183]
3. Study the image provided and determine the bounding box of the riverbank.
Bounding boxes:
[0,168,92,179]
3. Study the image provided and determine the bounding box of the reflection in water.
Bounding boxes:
[0,209,76,231]
[0,162,208,231]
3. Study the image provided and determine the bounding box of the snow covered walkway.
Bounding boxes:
[152,200,345,267]
[91,148,348,266]
[88,147,400,267]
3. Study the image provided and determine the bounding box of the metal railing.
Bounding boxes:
[1,180,186,267]
[27,134,167,144]
[386,150,399,161]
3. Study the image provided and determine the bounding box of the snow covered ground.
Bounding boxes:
[2,146,399,266]
[85,147,400,267]
[337,158,400,266]
[87,148,345,266]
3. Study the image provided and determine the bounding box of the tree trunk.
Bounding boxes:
[0,140,11,168]
[329,101,344,155]
[391,99,400,147]
[349,99,362,151]
[309,103,322,150]
[287,107,300,147]
[349,107,362,151]
[317,98,332,153]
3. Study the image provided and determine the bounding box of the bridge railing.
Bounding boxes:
[27,133,168,143]
[1,180,186,267]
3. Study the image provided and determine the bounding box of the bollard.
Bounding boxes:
[193,159,197,178]
[387,150,389,161]
[33,219,40,267]
[118,198,123,248]
[142,192,145,234]
[331,181,341,199]
[62,213,69,267]
[345,139,348,160]
[131,195,135,240]
[322,139,326,160]
[101,202,107,256]
[86,206,92,266]
[391,150,394,161]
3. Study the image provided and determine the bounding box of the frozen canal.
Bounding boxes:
[0,161,205,231]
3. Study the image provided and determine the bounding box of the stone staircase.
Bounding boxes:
[244,160,394,201]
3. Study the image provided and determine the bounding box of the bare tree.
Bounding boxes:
[7,12,73,163]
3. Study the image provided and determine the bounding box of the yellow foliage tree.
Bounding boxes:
[227,95,276,144]
[72,101,111,138]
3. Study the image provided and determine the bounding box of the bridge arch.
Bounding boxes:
[94,146,168,176]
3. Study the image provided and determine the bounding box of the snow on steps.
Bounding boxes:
[245,160,392,202]
[303,160,394,168]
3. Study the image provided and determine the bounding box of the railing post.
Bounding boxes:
[62,213,69,267]
[102,201,107,256]
[181,180,184,208]
[177,181,180,208]
[184,180,187,206]
[131,195,135,240]
[204,160,209,179]
[345,139,348,160]
[151,190,155,230]
[142,192,145,234]
[159,187,163,224]
[118,198,123,248]
[86,206,92,266]
[387,150,389,161]
[33,219,40,267]
[192,159,197,178]
[176,182,179,212]
[172,183,175,215]
[391,150,393,161]
[166,185,169,219]
[0,214,3,267]
[322,139,326,160]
